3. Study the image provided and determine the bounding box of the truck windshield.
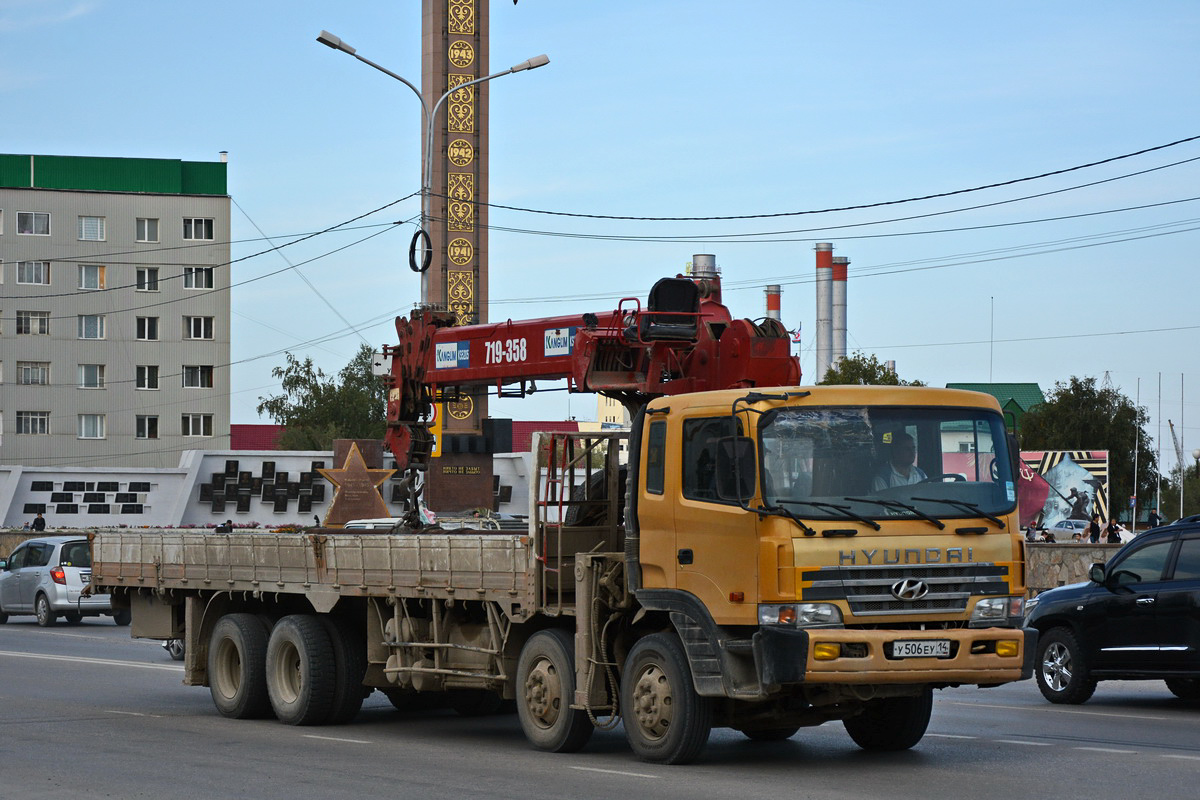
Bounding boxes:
[759,406,1016,521]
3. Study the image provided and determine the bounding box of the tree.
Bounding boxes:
[817,351,925,386]
[257,344,387,450]
[1019,376,1158,514]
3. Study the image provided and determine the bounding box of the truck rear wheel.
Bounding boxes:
[516,628,593,753]
[266,614,337,725]
[621,632,712,764]
[843,687,933,751]
[208,613,272,719]
[319,617,367,724]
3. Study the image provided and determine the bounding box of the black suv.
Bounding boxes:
[1024,522,1200,704]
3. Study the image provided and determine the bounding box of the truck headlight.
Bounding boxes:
[970,596,1025,626]
[758,603,843,627]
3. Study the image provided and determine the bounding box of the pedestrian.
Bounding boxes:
[215,519,233,533]
[31,512,46,532]
[1086,513,1101,544]
[1147,507,1164,528]
[1104,518,1123,544]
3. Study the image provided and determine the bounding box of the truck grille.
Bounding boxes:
[800,564,1009,617]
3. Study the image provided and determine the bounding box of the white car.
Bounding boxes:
[0,536,128,626]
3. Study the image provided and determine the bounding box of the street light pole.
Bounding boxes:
[316,31,548,298]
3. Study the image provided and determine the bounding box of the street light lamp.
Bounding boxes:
[316,30,548,292]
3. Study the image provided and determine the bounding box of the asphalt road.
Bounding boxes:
[1,619,1196,800]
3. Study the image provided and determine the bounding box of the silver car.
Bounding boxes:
[0,536,128,626]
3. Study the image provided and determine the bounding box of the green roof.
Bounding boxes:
[946,382,1045,412]
[0,154,226,196]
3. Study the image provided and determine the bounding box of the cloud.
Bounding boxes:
[0,0,97,32]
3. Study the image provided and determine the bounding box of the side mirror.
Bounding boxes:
[0,558,7,570]
[715,435,756,502]
[1088,562,1106,584]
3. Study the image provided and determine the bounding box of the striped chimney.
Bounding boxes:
[814,243,834,381]
[832,255,848,369]
[765,284,782,321]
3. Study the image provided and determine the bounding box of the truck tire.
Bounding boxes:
[843,687,933,751]
[1035,627,1096,704]
[516,628,593,753]
[621,632,712,764]
[737,726,800,742]
[266,614,338,725]
[319,617,368,724]
[35,594,57,627]
[208,613,273,719]
[1165,678,1200,701]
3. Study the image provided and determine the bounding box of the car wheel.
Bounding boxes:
[1165,678,1200,701]
[35,594,57,627]
[1035,627,1097,704]
[112,609,131,626]
[64,612,83,625]
[736,726,801,742]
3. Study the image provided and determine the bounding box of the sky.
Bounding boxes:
[4,0,1200,476]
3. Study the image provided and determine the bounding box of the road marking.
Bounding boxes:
[926,733,976,739]
[570,766,659,779]
[106,710,162,718]
[0,650,183,672]
[995,740,1053,746]
[944,700,1169,722]
[1075,746,1137,754]
[1162,754,1200,761]
[302,735,373,745]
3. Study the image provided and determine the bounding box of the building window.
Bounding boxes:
[136,217,159,243]
[185,316,214,339]
[136,415,159,440]
[78,264,105,290]
[17,212,50,236]
[17,261,50,285]
[17,362,50,386]
[136,365,159,390]
[17,310,50,335]
[183,266,214,289]
[136,316,159,341]
[183,365,214,388]
[78,216,106,241]
[78,314,106,339]
[78,364,106,389]
[17,411,50,435]
[182,413,213,437]
[183,218,214,240]
[78,414,106,439]
[136,267,159,292]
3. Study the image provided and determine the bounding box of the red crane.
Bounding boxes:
[383,270,801,471]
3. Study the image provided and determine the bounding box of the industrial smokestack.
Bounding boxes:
[765,284,782,322]
[814,244,834,381]
[832,255,848,369]
[690,253,719,278]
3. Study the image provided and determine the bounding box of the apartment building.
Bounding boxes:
[0,153,231,469]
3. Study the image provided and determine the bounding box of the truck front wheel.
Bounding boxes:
[266,614,337,725]
[621,632,712,764]
[516,628,593,753]
[208,613,273,719]
[843,687,933,751]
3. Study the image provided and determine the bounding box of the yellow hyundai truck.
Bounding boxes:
[91,385,1034,765]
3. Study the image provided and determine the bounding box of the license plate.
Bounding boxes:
[892,639,950,658]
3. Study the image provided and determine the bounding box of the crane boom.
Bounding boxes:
[383,271,801,470]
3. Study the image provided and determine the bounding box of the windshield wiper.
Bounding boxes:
[844,497,946,530]
[759,504,817,536]
[910,496,1006,529]
[778,499,882,531]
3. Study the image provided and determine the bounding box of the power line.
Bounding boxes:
[460,133,1200,221]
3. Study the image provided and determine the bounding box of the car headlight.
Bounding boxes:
[970,596,1025,625]
[758,603,843,627]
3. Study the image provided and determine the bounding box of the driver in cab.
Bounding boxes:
[872,431,927,490]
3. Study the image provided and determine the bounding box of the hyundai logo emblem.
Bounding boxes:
[891,579,930,601]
